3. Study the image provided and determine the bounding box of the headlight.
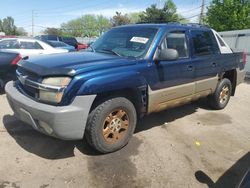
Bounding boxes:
[39,77,71,103]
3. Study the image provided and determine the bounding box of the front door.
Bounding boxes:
[147,29,196,113]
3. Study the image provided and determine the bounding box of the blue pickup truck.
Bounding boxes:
[5,24,246,153]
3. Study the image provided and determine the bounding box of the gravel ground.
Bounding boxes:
[0,81,250,188]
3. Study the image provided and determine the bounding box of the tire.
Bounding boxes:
[208,78,232,110]
[85,97,137,153]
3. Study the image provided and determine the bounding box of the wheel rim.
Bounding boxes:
[102,109,129,144]
[219,85,230,104]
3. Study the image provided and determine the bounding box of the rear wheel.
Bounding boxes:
[85,97,137,153]
[209,78,232,110]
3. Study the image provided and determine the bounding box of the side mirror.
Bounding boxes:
[155,48,179,62]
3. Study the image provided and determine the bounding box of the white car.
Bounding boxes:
[0,38,68,57]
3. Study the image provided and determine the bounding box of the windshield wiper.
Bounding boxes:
[97,48,121,57]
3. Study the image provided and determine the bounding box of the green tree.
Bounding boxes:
[206,0,250,31]
[96,15,111,35]
[61,19,83,37]
[61,14,110,37]
[43,27,62,35]
[0,17,17,35]
[110,12,131,26]
[16,27,28,36]
[81,14,99,37]
[127,12,144,23]
[139,0,184,23]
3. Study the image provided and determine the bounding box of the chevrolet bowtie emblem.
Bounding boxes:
[18,75,28,85]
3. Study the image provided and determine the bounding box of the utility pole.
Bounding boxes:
[199,0,205,24]
[32,10,34,37]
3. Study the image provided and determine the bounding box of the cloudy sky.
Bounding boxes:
[0,0,209,34]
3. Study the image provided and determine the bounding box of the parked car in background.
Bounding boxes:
[0,51,21,91]
[5,24,246,153]
[35,35,88,50]
[77,42,88,51]
[0,36,16,40]
[45,40,76,52]
[0,38,68,57]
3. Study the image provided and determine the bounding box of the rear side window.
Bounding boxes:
[20,42,43,49]
[62,37,77,43]
[191,30,219,56]
[47,35,58,40]
[0,40,20,49]
[216,34,226,47]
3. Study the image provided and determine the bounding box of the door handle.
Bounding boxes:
[211,62,217,67]
[187,65,194,71]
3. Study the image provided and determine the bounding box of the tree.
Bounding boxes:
[61,14,110,37]
[96,15,111,35]
[43,27,62,35]
[61,19,83,37]
[0,17,17,35]
[0,17,27,36]
[110,12,131,26]
[127,12,143,24]
[16,27,28,36]
[139,0,184,23]
[206,0,250,31]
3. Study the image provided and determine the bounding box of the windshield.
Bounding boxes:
[91,27,158,58]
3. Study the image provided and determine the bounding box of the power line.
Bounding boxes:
[186,14,200,19]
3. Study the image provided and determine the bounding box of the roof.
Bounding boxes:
[115,23,211,30]
[0,38,40,42]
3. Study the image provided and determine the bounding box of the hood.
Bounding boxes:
[18,52,137,76]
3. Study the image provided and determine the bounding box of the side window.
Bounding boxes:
[34,42,43,49]
[20,42,43,49]
[191,30,219,56]
[161,31,189,58]
[216,34,226,47]
[0,40,20,49]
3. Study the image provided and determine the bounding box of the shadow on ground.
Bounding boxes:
[3,115,99,159]
[195,152,250,188]
[3,98,211,160]
[135,98,210,133]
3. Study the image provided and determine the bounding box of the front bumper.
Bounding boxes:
[5,81,96,140]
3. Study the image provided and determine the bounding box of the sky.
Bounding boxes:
[0,0,209,35]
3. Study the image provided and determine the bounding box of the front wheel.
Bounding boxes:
[85,97,137,153]
[208,78,232,110]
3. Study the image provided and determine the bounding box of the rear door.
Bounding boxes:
[190,29,221,93]
[19,41,44,56]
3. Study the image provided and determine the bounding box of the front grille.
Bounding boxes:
[16,68,40,99]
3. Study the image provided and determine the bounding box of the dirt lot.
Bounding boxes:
[0,81,250,188]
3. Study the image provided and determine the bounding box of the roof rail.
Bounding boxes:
[135,21,209,28]
[167,22,209,28]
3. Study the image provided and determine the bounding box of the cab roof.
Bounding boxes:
[116,23,211,31]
